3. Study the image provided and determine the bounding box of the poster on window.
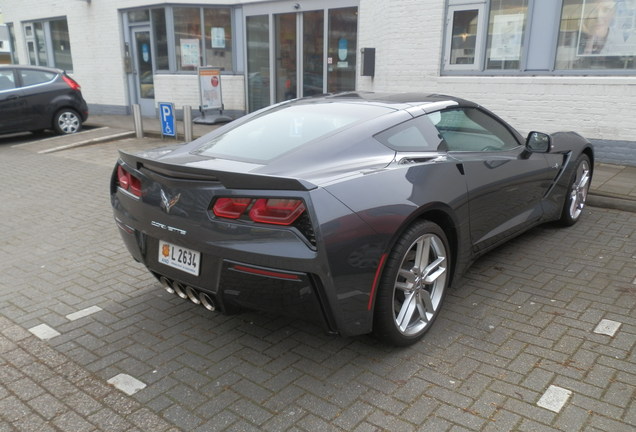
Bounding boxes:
[578,0,636,56]
[489,14,524,61]
[198,67,223,110]
[211,27,226,49]
[180,39,200,67]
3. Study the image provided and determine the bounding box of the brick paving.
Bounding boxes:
[0,135,634,431]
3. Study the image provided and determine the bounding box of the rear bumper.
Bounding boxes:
[114,215,338,333]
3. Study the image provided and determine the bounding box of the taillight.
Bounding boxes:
[249,199,306,225]
[213,197,251,219]
[117,165,142,197]
[62,74,81,91]
[212,197,306,226]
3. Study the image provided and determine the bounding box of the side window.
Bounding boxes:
[426,108,520,152]
[0,70,16,91]
[374,117,446,152]
[20,70,56,87]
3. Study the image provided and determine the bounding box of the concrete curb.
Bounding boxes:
[588,192,636,213]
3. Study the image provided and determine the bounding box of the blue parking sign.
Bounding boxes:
[159,102,176,137]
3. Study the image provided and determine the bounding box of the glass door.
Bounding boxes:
[244,4,358,112]
[327,7,357,93]
[303,11,324,97]
[275,13,297,102]
[246,15,271,112]
[131,27,155,116]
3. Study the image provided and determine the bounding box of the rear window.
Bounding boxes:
[193,102,393,162]
[20,69,57,87]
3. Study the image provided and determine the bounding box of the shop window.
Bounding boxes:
[204,8,233,73]
[174,7,202,71]
[51,19,73,71]
[444,1,530,71]
[148,6,234,73]
[23,18,73,71]
[485,0,529,70]
[172,7,233,72]
[556,0,636,70]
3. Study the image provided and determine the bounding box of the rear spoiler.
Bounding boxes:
[118,150,318,191]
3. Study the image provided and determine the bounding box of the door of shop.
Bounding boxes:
[246,4,358,112]
[131,27,155,116]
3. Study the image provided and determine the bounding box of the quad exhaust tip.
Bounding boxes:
[160,276,216,312]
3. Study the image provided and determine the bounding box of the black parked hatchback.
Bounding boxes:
[0,65,89,135]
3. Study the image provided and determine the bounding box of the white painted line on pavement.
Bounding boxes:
[29,324,61,340]
[107,373,147,396]
[38,130,135,154]
[537,385,572,413]
[593,319,621,336]
[66,305,103,321]
[10,127,109,148]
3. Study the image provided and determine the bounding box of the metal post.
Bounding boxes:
[183,105,193,142]
[132,104,144,138]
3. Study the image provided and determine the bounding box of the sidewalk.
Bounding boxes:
[85,114,636,213]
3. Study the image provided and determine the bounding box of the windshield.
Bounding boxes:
[193,102,394,163]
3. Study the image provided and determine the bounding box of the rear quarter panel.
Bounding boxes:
[316,159,472,334]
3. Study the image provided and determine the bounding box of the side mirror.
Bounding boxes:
[526,131,551,153]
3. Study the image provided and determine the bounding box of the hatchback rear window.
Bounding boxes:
[193,102,393,162]
[20,70,56,87]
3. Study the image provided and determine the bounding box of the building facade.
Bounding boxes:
[0,0,634,156]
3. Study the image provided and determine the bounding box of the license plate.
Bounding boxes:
[158,240,200,276]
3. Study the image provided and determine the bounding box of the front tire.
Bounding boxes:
[53,109,82,134]
[373,220,451,346]
[559,154,591,226]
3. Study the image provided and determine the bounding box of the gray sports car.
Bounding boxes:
[111,92,593,346]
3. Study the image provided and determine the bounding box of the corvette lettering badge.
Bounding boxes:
[160,189,181,214]
[151,221,187,235]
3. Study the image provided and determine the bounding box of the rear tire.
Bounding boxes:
[53,109,82,134]
[559,154,591,226]
[373,220,450,346]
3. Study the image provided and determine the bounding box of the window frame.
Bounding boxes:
[443,2,488,71]
[22,17,73,71]
[128,5,237,75]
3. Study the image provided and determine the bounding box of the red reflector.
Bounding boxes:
[368,253,388,310]
[213,197,252,219]
[232,265,301,280]
[249,199,306,225]
[62,74,81,91]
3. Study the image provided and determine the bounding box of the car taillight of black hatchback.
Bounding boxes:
[62,74,81,91]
